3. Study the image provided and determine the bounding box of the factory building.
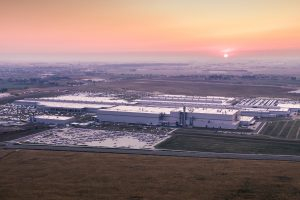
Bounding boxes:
[15,99,113,114]
[240,116,256,126]
[39,94,136,105]
[33,115,75,125]
[19,93,300,129]
[98,106,177,126]
[170,107,240,129]
[14,93,136,114]
[142,94,235,103]
[240,108,290,118]
[236,98,279,109]
[37,102,112,113]
[137,95,236,108]
[98,106,241,129]
[277,103,300,112]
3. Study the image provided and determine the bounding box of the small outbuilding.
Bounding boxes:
[240,116,256,126]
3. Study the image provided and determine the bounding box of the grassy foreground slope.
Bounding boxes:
[1,150,300,200]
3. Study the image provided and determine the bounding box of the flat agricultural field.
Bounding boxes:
[260,120,300,140]
[157,129,300,155]
[106,79,296,98]
[1,150,300,200]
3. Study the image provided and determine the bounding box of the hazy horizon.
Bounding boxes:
[1,52,300,64]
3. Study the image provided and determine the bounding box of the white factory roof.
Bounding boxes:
[40,95,135,104]
[240,116,255,122]
[38,101,113,109]
[152,94,234,99]
[278,103,300,109]
[240,107,289,112]
[35,115,74,120]
[145,94,235,102]
[236,98,279,107]
[173,107,239,115]
[137,99,232,106]
[191,108,239,115]
[99,105,177,114]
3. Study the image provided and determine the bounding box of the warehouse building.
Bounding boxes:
[236,98,279,109]
[240,116,256,126]
[39,94,136,105]
[137,94,236,108]
[15,99,113,114]
[98,106,177,126]
[33,115,75,125]
[98,106,241,129]
[277,103,300,112]
[15,93,297,129]
[142,94,235,103]
[240,108,289,118]
[170,107,240,129]
[37,101,113,113]
[14,93,135,114]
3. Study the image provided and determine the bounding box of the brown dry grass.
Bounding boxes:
[1,150,300,200]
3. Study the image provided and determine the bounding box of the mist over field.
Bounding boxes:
[1,55,300,76]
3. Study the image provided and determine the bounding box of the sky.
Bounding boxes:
[0,0,300,61]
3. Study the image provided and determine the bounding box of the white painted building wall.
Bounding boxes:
[98,111,162,125]
[98,106,177,126]
[169,108,240,129]
[278,103,300,112]
[240,108,289,118]
[34,115,75,125]
[98,106,241,129]
[240,116,256,126]
[192,119,240,129]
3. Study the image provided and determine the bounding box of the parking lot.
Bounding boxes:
[15,127,174,149]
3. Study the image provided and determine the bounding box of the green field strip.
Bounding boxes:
[279,121,294,138]
[270,121,286,137]
[157,134,300,155]
[277,121,288,137]
[260,121,277,136]
[297,127,300,140]
[287,121,300,140]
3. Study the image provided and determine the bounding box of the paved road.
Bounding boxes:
[3,143,300,162]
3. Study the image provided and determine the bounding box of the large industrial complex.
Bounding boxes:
[13,93,300,129]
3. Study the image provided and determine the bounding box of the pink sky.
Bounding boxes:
[1,0,300,61]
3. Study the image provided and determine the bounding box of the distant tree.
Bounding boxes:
[159,113,166,121]
[0,88,8,93]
